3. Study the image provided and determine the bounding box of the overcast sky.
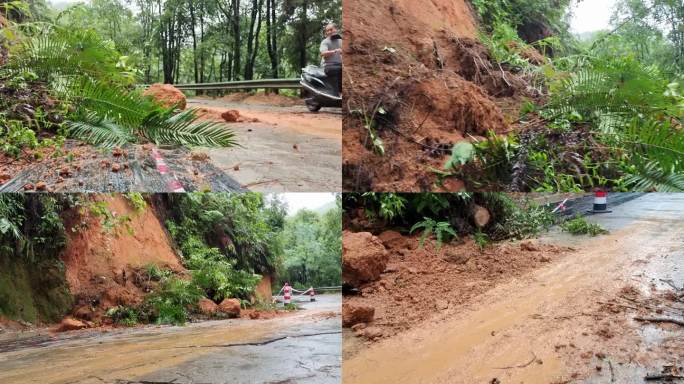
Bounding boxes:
[279,193,336,215]
[569,0,617,33]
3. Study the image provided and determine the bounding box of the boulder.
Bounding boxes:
[73,305,95,321]
[377,230,405,249]
[218,298,241,318]
[343,231,388,287]
[55,317,87,332]
[435,299,449,311]
[520,241,540,252]
[471,204,491,228]
[198,298,218,315]
[143,83,187,110]
[342,302,375,328]
[362,326,384,340]
[221,110,241,122]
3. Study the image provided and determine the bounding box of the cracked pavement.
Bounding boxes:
[0,295,341,384]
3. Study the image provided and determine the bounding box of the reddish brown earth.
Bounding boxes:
[143,83,187,109]
[60,195,185,323]
[0,143,104,191]
[342,0,537,191]
[343,232,569,341]
[214,92,300,107]
[343,217,684,383]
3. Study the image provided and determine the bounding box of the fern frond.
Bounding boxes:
[140,109,239,148]
[67,112,135,148]
[72,79,158,128]
[625,161,684,192]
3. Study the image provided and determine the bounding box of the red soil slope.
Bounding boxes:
[60,195,184,322]
[343,0,533,191]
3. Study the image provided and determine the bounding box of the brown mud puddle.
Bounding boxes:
[0,309,325,384]
[344,220,684,383]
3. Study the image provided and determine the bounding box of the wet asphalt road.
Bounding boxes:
[0,295,341,384]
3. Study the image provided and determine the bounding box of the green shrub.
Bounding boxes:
[106,305,138,326]
[145,263,172,282]
[410,218,457,250]
[473,231,490,251]
[189,253,260,303]
[146,277,202,325]
[561,216,609,236]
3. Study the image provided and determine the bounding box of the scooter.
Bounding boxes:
[300,65,342,112]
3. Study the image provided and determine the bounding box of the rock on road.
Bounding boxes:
[343,193,684,384]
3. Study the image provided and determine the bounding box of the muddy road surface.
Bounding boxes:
[344,194,684,383]
[0,295,341,384]
[189,98,342,192]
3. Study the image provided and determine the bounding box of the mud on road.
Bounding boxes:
[189,98,342,192]
[0,295,342,384]
[343,194,684,383]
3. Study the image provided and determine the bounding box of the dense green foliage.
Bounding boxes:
[560,215,609,236]
[163,193,284,274]
[0,23,237,149]
[344,193,556,249]
[51,0,341,84]
[277,196,341,289]
[0,194,75,323]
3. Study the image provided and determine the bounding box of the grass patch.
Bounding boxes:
[561,216,609,236]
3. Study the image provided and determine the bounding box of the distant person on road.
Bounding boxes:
[320,22,342,96]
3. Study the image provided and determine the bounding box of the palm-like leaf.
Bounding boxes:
[625,161,684,192]
[141,109,240,148]
[71,79,157,127]
[67,112,135,148]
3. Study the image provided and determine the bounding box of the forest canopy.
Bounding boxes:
[49,0,342,84]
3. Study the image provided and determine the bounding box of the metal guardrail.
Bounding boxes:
[141,78,301,91]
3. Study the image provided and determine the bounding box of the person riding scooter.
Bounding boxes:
[300,22,343,112]
[320,22,342,96]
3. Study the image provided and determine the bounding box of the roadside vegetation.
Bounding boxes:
[0,0,340,164]
[0,193,342,326]
[561,215,609,236]
[343,193,606,250]
[451,0,684,192]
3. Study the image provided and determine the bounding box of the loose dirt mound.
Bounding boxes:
[219,92,300,107]
[343,0,534,191]
[60,195,184,322]
[143,83,187,110]
[343,231,570,345]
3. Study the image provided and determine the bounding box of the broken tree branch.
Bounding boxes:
[634,316,684,327]
[494,352,537,369]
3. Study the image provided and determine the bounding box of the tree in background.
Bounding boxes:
[276,195,341,289]
[52,0,341,84]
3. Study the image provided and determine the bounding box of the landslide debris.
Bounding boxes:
[342,0,537,191]
[342,231,389,287]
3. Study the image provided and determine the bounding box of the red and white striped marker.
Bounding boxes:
[283,283,291,305]
[151,147,186,193]
[591,191,611,214]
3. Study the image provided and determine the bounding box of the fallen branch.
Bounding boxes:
[645,374,684,381]
[494,352,536,369]
[608,359,615,383]
[634,316,684,327]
